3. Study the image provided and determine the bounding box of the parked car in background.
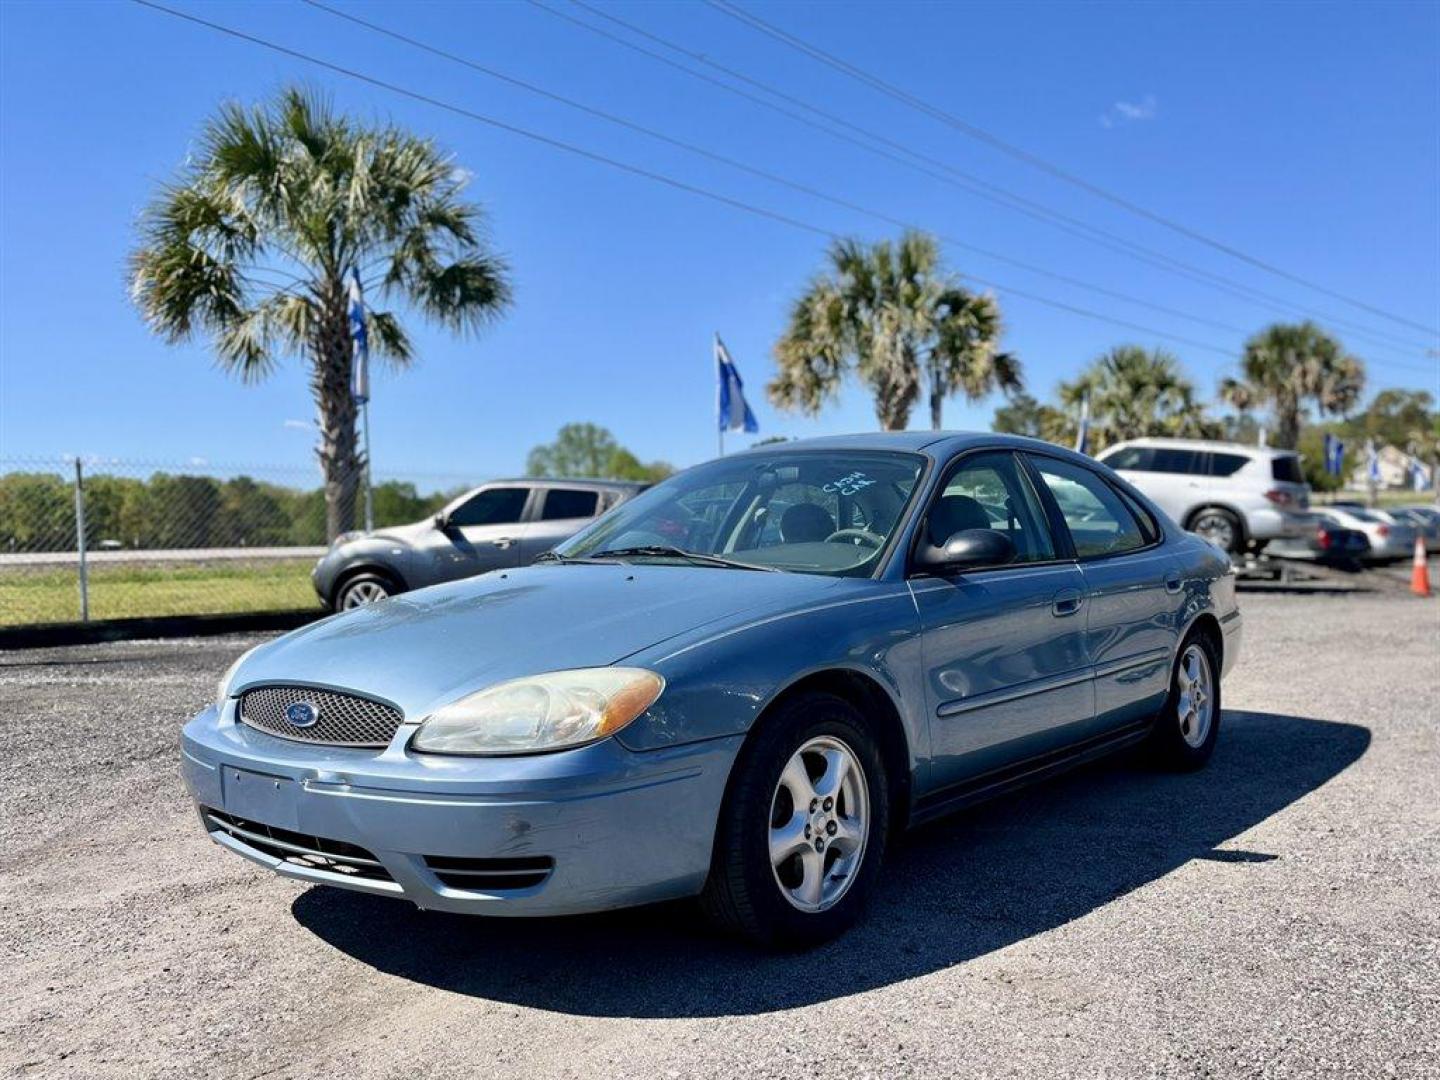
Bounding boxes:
[1388,506,1440,553]
[1312,506,1417,563]
[184,433,1241,947]
[1268,518,1370,565]
[312,479,647,609]
[1095,438,1311,556]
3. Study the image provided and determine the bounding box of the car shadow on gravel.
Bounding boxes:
[292,709,1368,1018]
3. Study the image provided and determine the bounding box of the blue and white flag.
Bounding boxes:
[715,334,759,434]
[1074,393,1090,455]
[1412,456,1431,492]
[1366,439,1381,486]
[1323,433,1345,477]
[348,268,369,405]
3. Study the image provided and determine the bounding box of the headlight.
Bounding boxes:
[216,644,263,705]
[331,530,365,548]
[411,667,664,755]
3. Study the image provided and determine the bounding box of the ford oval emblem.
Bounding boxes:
[285,701,320,729]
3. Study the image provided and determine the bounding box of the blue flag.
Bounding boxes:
[715,335,759,434]
[1366,439,1381,485]
[1412,457,1430,492]
[1323,433,1345,477]
[349,268,369,405]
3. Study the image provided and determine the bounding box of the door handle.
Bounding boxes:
[1164,571,1183,594]
[492,537,514,549]
[1050,589,1084,617]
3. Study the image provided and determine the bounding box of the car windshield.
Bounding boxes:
[555,450,926,575]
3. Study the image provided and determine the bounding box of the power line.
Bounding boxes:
[302,0,1253,339]
[129,0,1243,361]
[705,0,1440,339]
[546,0,1433,358]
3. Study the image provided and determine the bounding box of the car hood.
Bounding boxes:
[232,563,845,719]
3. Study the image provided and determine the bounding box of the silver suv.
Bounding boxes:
[1096,438,1311,554]
[312,479,646,609]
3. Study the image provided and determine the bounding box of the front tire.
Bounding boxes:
[701,692,889,948]
[334,571,396,610]
[1147,630,1221,770]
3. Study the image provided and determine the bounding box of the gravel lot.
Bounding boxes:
[2,592,1437,1079]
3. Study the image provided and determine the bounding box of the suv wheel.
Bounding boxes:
[701,692,889,948]
[335,572,395,610]
[1189,507,1242,554]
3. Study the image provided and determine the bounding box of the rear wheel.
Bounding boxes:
[1189,507,1243,554]
[701,692,889,948]
[335,571,396,610]
[1147,630,1221,770]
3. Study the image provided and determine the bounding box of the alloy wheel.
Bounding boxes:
[1192,512,1236,552]
[768,735,869,913]
[341,580,390,608]
[1176,643,1214,748]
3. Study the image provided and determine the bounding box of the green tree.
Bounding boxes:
[1059,346,1215,452]
[526,423,671,482]
[128,87,511,540]
[769,231,1021,430]
[1217,322,1364,450]
[0,473,73,551]
[990,392,1072,445]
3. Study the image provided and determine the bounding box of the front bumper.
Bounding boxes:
[181,702,741,916]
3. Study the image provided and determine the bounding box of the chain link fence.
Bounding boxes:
[0,458,477,628]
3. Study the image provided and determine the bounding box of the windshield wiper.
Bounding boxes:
[533,551,608,565]
[586,545,780,572]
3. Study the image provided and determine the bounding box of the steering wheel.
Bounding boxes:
[825,528,885,549]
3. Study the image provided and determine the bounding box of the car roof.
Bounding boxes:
[1100,437,1297,457]
[485,478,648,490]
[735,430,1087,461]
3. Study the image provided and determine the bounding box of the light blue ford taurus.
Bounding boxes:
[182,433,1241,947]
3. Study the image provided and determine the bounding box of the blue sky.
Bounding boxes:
[2,0,1436,484]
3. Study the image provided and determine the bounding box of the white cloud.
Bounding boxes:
[1100,94,1158,128]
[283,419,314,431]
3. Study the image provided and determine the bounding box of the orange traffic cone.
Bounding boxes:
[1412,533,1432,598]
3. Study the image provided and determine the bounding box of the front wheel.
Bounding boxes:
[335,571,395,610]
[701,692,889,948]
[1146,631,1221,770]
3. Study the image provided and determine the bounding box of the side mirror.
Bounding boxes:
[915,528,1016,573]
[433,511,450,530]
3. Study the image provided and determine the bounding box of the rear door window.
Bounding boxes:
[1150,448,1203,474]
[1209,453,1250,477]
[1271,456,1304,483]
[1028,456,1150,558]
[540,488,600,520]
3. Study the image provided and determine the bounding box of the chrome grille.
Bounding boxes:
[239,685,403,748]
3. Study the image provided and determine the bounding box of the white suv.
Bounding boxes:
[1096,437,1312,554]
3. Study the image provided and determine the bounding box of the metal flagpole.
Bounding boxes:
[716,332,724,458]
[362,398,374,533]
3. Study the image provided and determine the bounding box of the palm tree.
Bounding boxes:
[769,231,1020,431]
[129,88,511,539]
[1218,322,1365,450]
[1059,345,1215,450]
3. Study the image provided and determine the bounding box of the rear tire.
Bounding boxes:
[1146,629,1221,771]
[334,571,397,611]
[1189,507,1244,554]
[701,691,889,949]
